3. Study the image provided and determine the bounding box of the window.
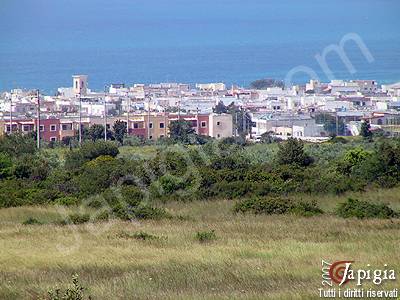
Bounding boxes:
[50,137,57,142]
[40,125,45,132]
[159,122,165,129]
[23,125,31,132]
[149,123,153,129]
[216,121,221,126]
[133,123,139,129]
[62,124,72,131]
[201,121,207,128]
[149,135,153,140]
[160,134,165,138]
[217,134,221,138]
[50,125,57,131]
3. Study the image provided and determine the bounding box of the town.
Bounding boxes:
[1,75,400,145]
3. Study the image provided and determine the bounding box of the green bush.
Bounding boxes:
[68,213,91,224]
[0,152,13,179]
[22,217,42,225]
[0,133,36,158]
[65,140,119,170]
[94,210,110,222]
[336,198,399,219]
[47,274,91,300]
[56,196,80,206]
[116,231,159,241]
[234,197,323,216]
[290,200,324,217]
[131,205,168,220]
[277,138,313,167]
[195,230,216,243]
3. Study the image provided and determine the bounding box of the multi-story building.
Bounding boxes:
[209,113,233,139]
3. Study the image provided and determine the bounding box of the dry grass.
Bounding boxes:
[1,188,400,299]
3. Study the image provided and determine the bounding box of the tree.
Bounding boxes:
[260,131,281,144]
[87,124,105,141]
[277,138,313,167]
[227,104,252,135]
[65,141,119,170]
[213,101,228,114]
[168,120,196,144]
[113,120,127,144]
[0,133,36,158]
[315,113,345,136]
[360,121,372,140]
[250,78,284,90]
[0,153,13,179]
[338,147,371,175]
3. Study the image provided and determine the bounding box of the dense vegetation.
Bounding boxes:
[1,131,400,221]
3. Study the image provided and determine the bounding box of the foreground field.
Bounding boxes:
[1,188,400,299]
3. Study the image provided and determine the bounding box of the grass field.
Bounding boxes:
[1,188,400,299]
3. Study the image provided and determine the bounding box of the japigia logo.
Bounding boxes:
[322,260,396,287]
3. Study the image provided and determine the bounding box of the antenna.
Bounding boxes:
[104,85,108,141]
[36,89,40,149]
[79,86,82,146]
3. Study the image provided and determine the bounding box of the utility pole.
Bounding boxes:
[79,87,82,146]
[36,89,40,149]
[126,94,130,136]
[164,106,167,137]
[196,105,200,134]
[147,97,151,140]
[178,94,181,120]
[235,111,238,137]
[104,86,108,141]
[336,112,339,136]
[242,106,245,136]
[9,95,13,135]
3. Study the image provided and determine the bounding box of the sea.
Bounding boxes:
[0,0,399,94]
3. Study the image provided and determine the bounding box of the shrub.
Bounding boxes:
[0,153,13,179]
[68,213,91,224]
[234,197,292,215]
[290,200,324,217]
[56,196,80,206]
[336,198,399,219]
[131,205,168,220]
[330,136,348,144]
[277,138,313,167]
[94,210,110,222]
[234,197,323,216]
[22,217,42,225]
[116,231,159,241]
[47,274,91,300]
[338,148,371,175]
[65,140,119,170]
[123,136,144,146]
[0,133,36,158]
[120,186,144,206]
[12,155,51,181]
[156,174,186,196]
[210,180,255,199]
[195,230,216,243]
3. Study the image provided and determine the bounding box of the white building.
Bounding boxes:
[209,113,233,139]
[196,83,226,92]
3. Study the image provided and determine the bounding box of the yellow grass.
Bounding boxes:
[1,188,400,299]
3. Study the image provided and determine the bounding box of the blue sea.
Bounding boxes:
[0,0,399,94]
